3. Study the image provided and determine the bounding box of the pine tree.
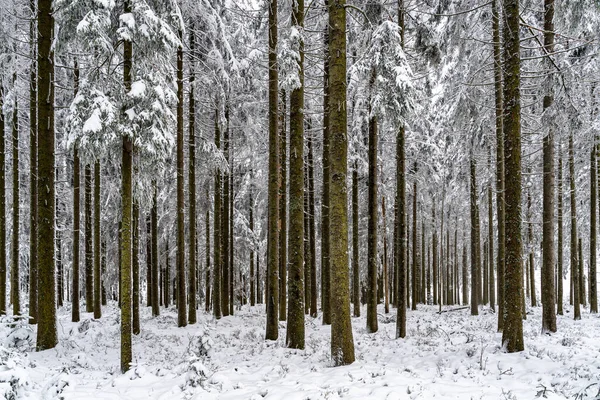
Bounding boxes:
[213,109,222,320]
[470,156,479,316]
[151,182,160,317]
[94,161,102,319]
[188,28,197,324]
[569,134,580,320]
[222,104,230,317]
[265,0,280,341]
[72,62,81,323]
[352,162,360,317]
[132,201,140,334]
[367,70,378,333]
[176,27,187,328]
[85,164,93,313]
[328,0,355,366]
[279,90,287,322]
[592,141,598,314]
[146,215,152,307]
[286,0,305,349]
[557,153,564,315]
[308,134,317,318]
[28,0,38,323]
[11,85,20,316]
[36,0,57,351]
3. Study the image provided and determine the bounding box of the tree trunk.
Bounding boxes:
[501,0,525,352]
[412,177,418,310]
[579,238,586,307]
[72,142,80,322]
[120,0,134,369]
[492,0,506,333]
[395,0,407,339]
[591,141,598,314]
[151,182,160,316]
[286,0,305,349]
[321,16,332,326]
[94,161,102,319]
[206,205,211,312]
[569,134,581,320]
[308,134,317,318]
[470,157,479,316]
[352,163,359,317]
[213,110,222,318]
[0,88,5,316]
[488,176,495,311]
[188,28,197,324]
[11,91,20,316]
[176,30,187,327]
[527,185,535,307]
[249,177,255,307]
[432,206,438,307]
[28,2,38,323]
[265,0,280,340]
[383,196,389,314]
[146,215,152,307]
[278,89,287,321]
[36,0,57,350]
[165,238,170,308]
[85,165,93,313]
[367,86,378,333]
[557,154,564,315]
[304,160,311,315]
[328,0,355,365]
[132,201,140,334]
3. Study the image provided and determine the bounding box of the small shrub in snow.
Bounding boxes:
[0,346,30,400]
[5,327,34,351]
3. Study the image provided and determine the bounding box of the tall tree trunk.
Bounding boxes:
[395,0,407,339]
[432,206,438,307]
[176,29,187,327]
[328,0,355,365]
[579,237,586,307]
[205,206,211,312]
[120,0,134,370]
[146,215,151,307]
[569,134,581,320]
[165,238,170,308]
[94,161,102,319]
[286,0,305,349]
[222,104,231,317]
[541,0,557,329]
[249,177,255,307]
[501,0,525,352]
[132,201,139,334]
[304,161,311,314]
[492,0,506,333]
[36,0,57,349]
[308,134,317,317]
[85,165,93,313]
[213,110,222,319]
[470,156,479,316]
[29,1,38,323]
[265,0,280,340]
[321,12,332,326]
[557,154,564,315]
[229,172,234,315]
[151,182,159,316]
[412,177,418,311]
[72,124,80,322]
[101,238,107,305]
[383,196,389,314]
[188,28,197,324]
[591,141,598,314]
[488,170,495,311]
[423,220,427,304]
[11,90,20,316]
[0,88,5,316]
[527,186,536,307]
[352,163,360,317]
[462,238,468,305]
[279,90,287,322]
[367,86,378,333]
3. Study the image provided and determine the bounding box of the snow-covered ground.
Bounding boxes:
[1,301,599,399]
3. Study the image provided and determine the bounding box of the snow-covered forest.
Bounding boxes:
[1,0,600,398]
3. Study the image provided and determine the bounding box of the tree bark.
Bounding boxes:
[352,163,360,317]
[188,28,197,324]
[286,0,305,349]
[412,177,419,310]
[557,154,564,315]
[28,2,38,323]
[151,182,159,317]
[279,90,287,322]
[569,134,581,320]
[591,141,598,314]
[85,165,93,313]
[470,156,479,316]
[11,89,20,316]
[120,0,134,369]
[176,29,187,327]
[36,0,57,350]
[367,83,378,333]
[265,0,280,340]
[94,161,102,319]
[308,135,317,318]
[132,201,139,334]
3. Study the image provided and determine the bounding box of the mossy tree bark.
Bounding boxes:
[28,1,38,323]
[278,90,287,322]
[286,0,305,349]
[120,0,134,371]
[94,161,102,319]
[132,201,140,334]
[321,5,331,325]
[501,0,525,351]
[367,80,378,333]
[265,0,280,341]
[488,152,495,310]
[36,0,57,350]
[328,0,355,366]
[492,0,506,332]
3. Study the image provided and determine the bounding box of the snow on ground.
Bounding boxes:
[1,301,599,399]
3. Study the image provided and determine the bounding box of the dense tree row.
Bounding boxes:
[0,0,598,371]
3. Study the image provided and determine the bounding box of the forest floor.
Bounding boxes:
[1,300,599,399]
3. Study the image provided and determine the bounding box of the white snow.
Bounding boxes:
[129,81,147,98]
[2,301,599,399]
[82,110,103,134]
